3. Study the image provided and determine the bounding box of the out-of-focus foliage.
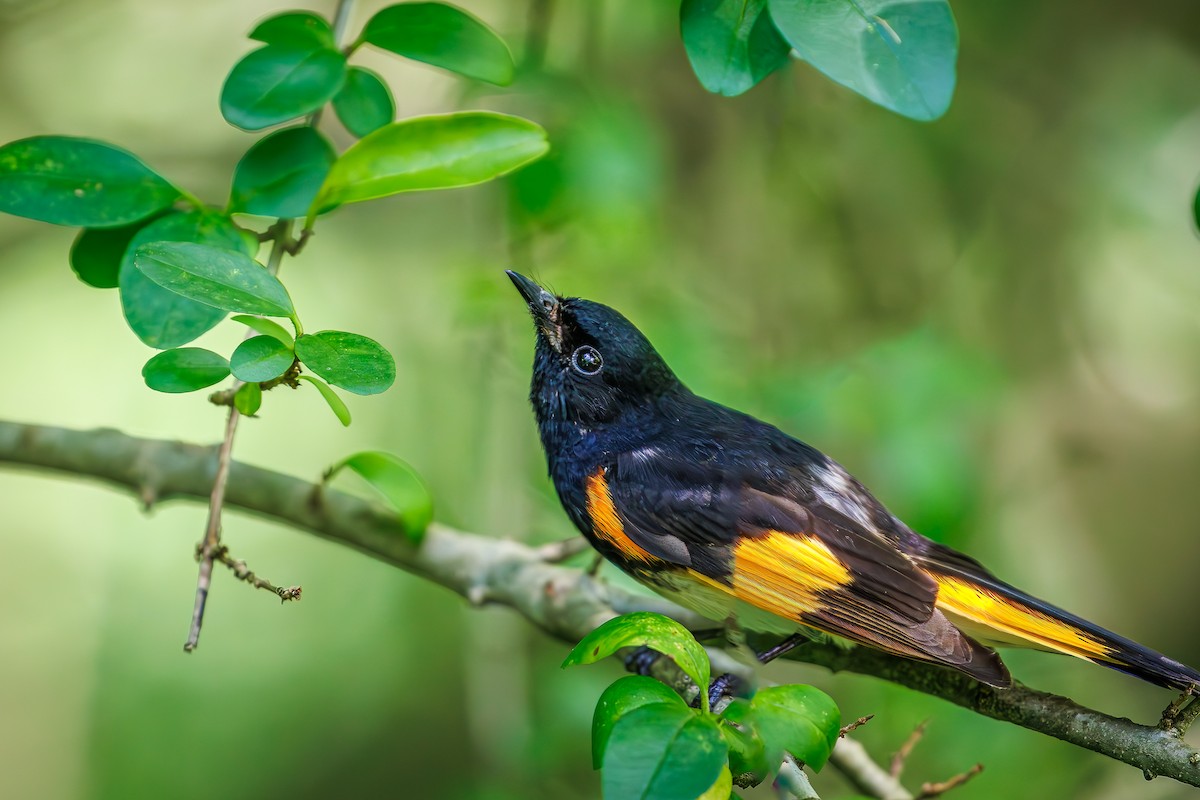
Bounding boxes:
[1,1,1200,799]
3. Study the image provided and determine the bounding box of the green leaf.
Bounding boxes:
[297,374,351,426]
[229,126,335,218]
[230,335,294,382]
[768,0,958,121]
[231,314,295,347]
[746,684,840,771]
[563,612,711,709]
[294,330,396,395]
[221,44,347,131]
[234,381,263,415]
[602,703,728,800]
[718,702,771,783]
[0,136,179,227]
[696,765,733,800]
[141,347,230,393]
[249,11,334,49]
[326,451,433,542]
[133,241,294,317]
[360,2,515,85]
[1193,184,1200,233]
[70,220,155,288]
[119,211,252,349]
[310,112,548,220]
[593,676,687,770]
[332,67,396,138]
[681,0,791,97]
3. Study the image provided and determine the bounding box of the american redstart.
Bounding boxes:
[508,270,1199,690]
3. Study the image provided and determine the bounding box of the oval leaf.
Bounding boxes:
[332,67,396,138]
[696,765,733,800]
[70,219,156,289]
[747,684,840,771]
[249,11,334,48]
[0,136,178,227]
[229,126,335,218]
[681,0,791,97]
[327,451,433,542]
[231,314,295,347]
[221,44,347,131]
[593,676,687,770]
[142,348,230,393]
[133,241,295,317]
[294,330,395,395]
[230,335,294,383]
[234,381,263,415]
[310,112,549,220]
[602,703,728,800]
[297,374,351,426]
[360,2,514,85]
[769,0,958,121]
[119,211,251,349]
[563,612,711,707]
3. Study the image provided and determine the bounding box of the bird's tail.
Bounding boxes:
[916,548,1200,691]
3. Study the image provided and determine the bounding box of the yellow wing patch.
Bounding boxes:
[586,469,659,565]
[728,531,853,621]
[933,575,1111,658]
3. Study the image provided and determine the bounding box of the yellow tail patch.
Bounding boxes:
[933,575,1111,658]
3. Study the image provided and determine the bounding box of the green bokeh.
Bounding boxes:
[1,2,1199,799]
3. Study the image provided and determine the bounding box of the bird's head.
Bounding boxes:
[507,270,680,426]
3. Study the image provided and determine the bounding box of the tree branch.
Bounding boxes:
[1,420,1198,787]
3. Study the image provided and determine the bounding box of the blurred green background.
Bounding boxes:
[2,0,1200,798]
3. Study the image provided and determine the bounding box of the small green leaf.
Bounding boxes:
[0,136,179,227]
[1193,184,1199,233]
[133,241,294,317]
[326,451,433,542]
[119,210,252,349]
[360,2,515,85]
[234,381,263,415]
[231,314,294,347]
[142,348,230,393]
[602,703,728,800]
[249,11,334,48]
[229,126,335,218]
[294,330,395,395]
[310,112,548,220]
[593,676,687,770]
[696,765,733,800]
[563,612,711,709]
[70,220,155,288]
[221,44,347,131]
[332,67,396,138]
[746,684,840,771]
[718,701,771,783]
[768,0,958,121]
[230,335,294,382]
[298,374,351,425]
[681,0,791,97]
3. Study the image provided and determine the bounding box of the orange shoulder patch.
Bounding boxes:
[585,469,658,565]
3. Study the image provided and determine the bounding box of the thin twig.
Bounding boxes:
[915,764,983,799]
[840,715,875,737]
[831,737,913,800]
[534,536,590,563]
[891,720,929,778]
[209,545,301,602]
[182,221,293,651]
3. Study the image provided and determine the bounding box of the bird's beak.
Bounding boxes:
[506,270,563,350]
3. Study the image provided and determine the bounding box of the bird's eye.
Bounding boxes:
[571,345,603,376]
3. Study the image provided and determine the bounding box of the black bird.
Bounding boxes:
[508,270,1200,690]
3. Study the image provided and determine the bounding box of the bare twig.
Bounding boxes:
[891,720,929,778]
[3,421,1200,787]
[208,545,301,602]
[915,764,983,799]
[831,737,913,800]
[534,536,590,563]
[840,715,875,737]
